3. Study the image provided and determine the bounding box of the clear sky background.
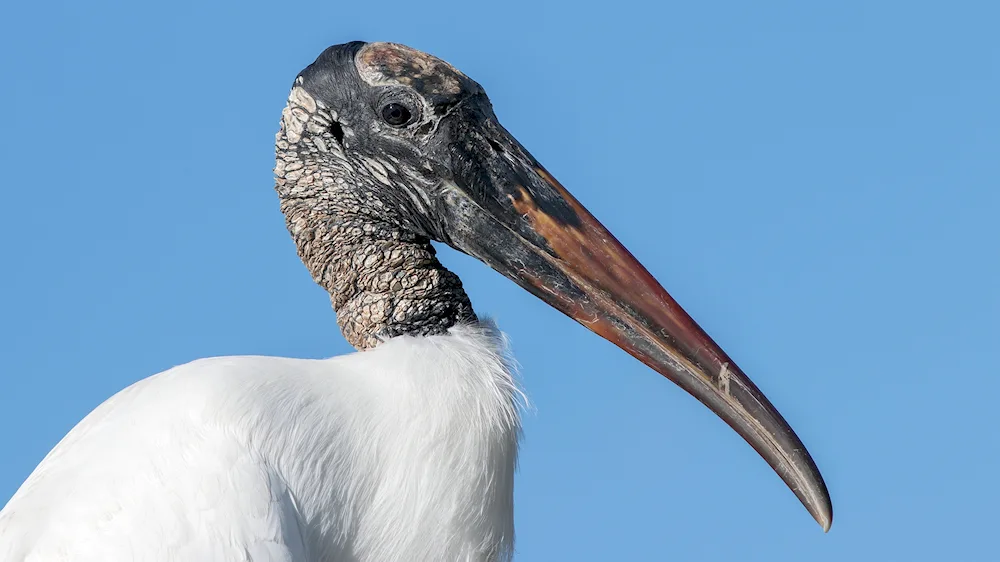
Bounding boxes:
[1,1,997,560]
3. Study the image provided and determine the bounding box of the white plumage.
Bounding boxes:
[0,39,833,560]
[0,322,522,561]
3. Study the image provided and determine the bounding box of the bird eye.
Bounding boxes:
[381,103,413,127]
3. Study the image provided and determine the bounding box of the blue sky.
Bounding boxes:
[1,1,997,560]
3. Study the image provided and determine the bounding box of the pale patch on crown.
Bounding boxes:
[356,42,475,97]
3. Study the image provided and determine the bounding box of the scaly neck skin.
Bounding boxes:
[274,97,475,350]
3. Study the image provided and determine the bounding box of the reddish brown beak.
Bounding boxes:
[441,116,833,531]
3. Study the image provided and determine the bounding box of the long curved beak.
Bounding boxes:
[437,110,833,531]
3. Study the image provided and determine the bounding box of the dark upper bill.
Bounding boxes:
[434,106,833,531]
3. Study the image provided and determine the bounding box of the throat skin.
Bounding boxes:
[274,88,475,350]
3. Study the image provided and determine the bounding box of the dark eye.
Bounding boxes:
[381,102,413,126]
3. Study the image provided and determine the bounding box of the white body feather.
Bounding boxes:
[0,322,522,561]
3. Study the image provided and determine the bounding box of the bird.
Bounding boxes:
[0,41,832,561]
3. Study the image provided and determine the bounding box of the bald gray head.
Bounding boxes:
[274,41,488,349]
[275,41,578,349]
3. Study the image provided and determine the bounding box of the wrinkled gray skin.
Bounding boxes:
[274,42,483,349]
[275,40,589,350]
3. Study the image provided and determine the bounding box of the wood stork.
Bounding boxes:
[0,42,832,560]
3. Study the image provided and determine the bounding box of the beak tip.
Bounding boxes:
[810,498,833,533]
